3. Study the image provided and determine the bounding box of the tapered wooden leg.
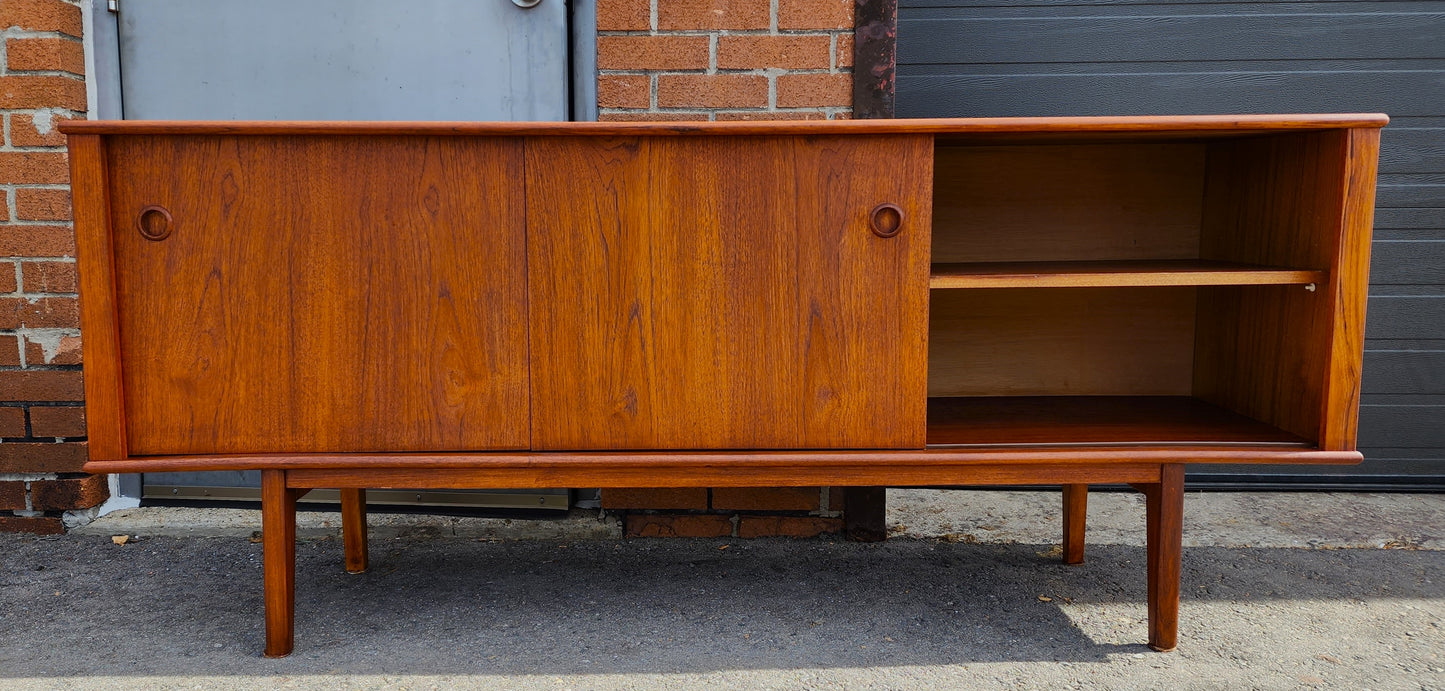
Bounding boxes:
[1144,464,1184,652]
[340,488,368,574]
[261,470,297,658]
[1062,484,1088,565]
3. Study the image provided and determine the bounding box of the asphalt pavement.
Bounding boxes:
[1,489,1441,690]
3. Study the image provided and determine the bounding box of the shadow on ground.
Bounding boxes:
[1,534,1440,677]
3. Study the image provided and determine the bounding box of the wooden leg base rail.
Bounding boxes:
[255,464,1189,658]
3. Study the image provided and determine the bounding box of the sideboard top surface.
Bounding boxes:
[59,113,1388,138]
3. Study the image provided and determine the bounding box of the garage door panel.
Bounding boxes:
[1378,182,1445,208]
[1369,242,1445,284]
[1358,406,1445,448]
[1380,129,1445,173]
[899,0,1445,483]
[899,71,1445,119]
[1363,352,1445,394]
[902,14,1445,65]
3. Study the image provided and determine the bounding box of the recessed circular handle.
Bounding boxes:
[136,205,173,241]
[512,0,542,7]
[869,202,904,238]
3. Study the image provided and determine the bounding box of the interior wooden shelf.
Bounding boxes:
[928,260,1326,289]
[926,396,1312,447]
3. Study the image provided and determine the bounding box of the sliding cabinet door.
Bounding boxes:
[526,135,932,450]
[107,135,531,454]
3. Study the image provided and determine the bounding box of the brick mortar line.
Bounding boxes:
[597,30,852,37]
[0,29,82,41]
[1,108,85,118]
[3,69,85,79]
[599,107,843,113]
[0,146,71,152]
[601,69,849,76]
[1,109,85,151]
[5,325,81,370]
[0,219,77,227]
[2,108,85,114]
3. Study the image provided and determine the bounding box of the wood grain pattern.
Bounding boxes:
[929,260,1325,289]
[261,469,296,658]
[526,135,931,449]
[929,288,1197,397]
[927,396,1310,447]
[106,135,531,454]
[1063,484,1087,565]
[1144,464,1184,652]
[795,135,933,447]
[66,135,129,461]
[79,443,1361,479]
[1320,128,1382,450]
[1194,130,1351,445]
[57,113,1390,137]
[340,488,367,574]
[931,143,1205,263]
[285,463,1164,489]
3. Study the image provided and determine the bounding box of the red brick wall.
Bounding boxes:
[598,0,853,121]
[605,487,845,538]
[0,0,102,534]
[596,0,856,537]
[0,0,863,534]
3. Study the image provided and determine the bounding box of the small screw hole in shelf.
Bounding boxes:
[136,205,173,241]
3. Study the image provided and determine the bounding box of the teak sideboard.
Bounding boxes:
[61,114,1386,657]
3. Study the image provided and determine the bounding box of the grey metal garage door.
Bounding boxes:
[898,0,1445,487]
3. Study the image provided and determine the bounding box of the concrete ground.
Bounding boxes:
[1,489,1442,690]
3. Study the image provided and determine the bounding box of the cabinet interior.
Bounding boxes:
[927,131,1349,448]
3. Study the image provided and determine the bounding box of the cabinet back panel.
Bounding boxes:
[929,287,1197,397]
[932,143,1207,263]
[106,135,532,454]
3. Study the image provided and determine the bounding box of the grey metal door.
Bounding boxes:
[898,1,1445,488]
[115,0,567,120]
[101,0,572,506]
